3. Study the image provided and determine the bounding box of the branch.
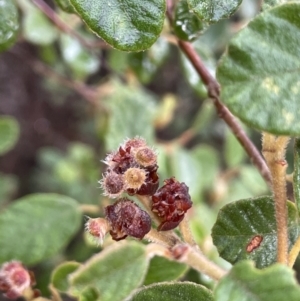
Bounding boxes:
[177,40,272,187]
[32,0,109,50]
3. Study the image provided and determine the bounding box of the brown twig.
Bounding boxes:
[32,0,109,50]
[176,41,272,187]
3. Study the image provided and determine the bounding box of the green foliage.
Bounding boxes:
[217,3,300,135]
[214,261,300,301]
[69,242,149,301]
[0,0,19,51]
[212,196,299,268]
[187,0,242,23]
[53,0,76,13]
[143,256,188,285]
[130,282,213,301]
[69,0,166,51]
[0,194,81,265]
[173,0,205,41]
[104,81,157,150]
[0,116,20,155]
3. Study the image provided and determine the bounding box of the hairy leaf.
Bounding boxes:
[130,282,213,301]
[144,256,188,285]
[173,0,205,41]
[69,0,166,51]
[215,261,300,301]
[54,0,76,13]
[187,0,242,23]
[212,196,299,268]
[0,194,81,265]
[217,3,300,135]
[0,0,19,51]
[69,242,149,301]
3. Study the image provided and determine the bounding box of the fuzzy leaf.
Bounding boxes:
[0,0,19,51]
[187,0,242,23]
[0,194,81,265]
[0,116,20,155]
[130,282,213,301]
[69,0,166,51]
[217,3,300,135]
[69,242,149,301]
[215,261,300,301]
[212,196,299,268]
[144,256,188,285]
[173,0,205,41]
[104,81,157,150]
[51,261,81,292]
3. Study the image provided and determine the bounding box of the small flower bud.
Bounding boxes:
[100,171,125,198]
[151,178,192,231]
[85,217,110,245]
[123,137,147,150]
[124,167,147,190]
[134,146,157,167]
[0,261,32,300]
[105,198,151,241]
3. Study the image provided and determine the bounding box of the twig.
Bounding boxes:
[32,60,99,105]
[177,40,272,187]
[179,216,196,246]
[32,0,109,50]
[262,133,290,264]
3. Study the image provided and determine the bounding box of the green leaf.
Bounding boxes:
[0,173,18,205]
[173,0,205,41]
[217,3,300,135]
[23,8,58,45]
[130,282,213,301]
[187,0,242,23]
[293,138,300,213]
[0,116,20,155]
[69,242,149,301]
[0,0,19,51]
[224,127,246,167]
[104,80,157,150]
[143,256,188,285]
[60,33,100,80]
[262,0,296,11]
[54,0,76,13]
[214,261,300,301]
[212,196,299,268]
[0,194,81,265]
[69,0,166,51]
[128,37,169,84]
[51,261,81,292]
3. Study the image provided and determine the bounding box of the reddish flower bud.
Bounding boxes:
[100,171,125,198]
[85,217,110,245]
[0,261,32,300]
[124,167,147,190]
[134,146,157,167]
[105,198,151,241]
[123,137,147,150]
[151,178,192,231]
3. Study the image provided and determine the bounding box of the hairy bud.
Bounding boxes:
[134,146,157,167]
[151,178,192,231]
[0,261,32,300]
[124,167,147,190]
[100,171,125,198]
[85,217,110,245]
[105,198,151,241]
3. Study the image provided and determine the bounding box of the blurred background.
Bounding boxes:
[2,0,293,297]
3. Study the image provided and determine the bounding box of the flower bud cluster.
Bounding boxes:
[85,138,192,245]
[0,261,34,300]
[100,137,159,197]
